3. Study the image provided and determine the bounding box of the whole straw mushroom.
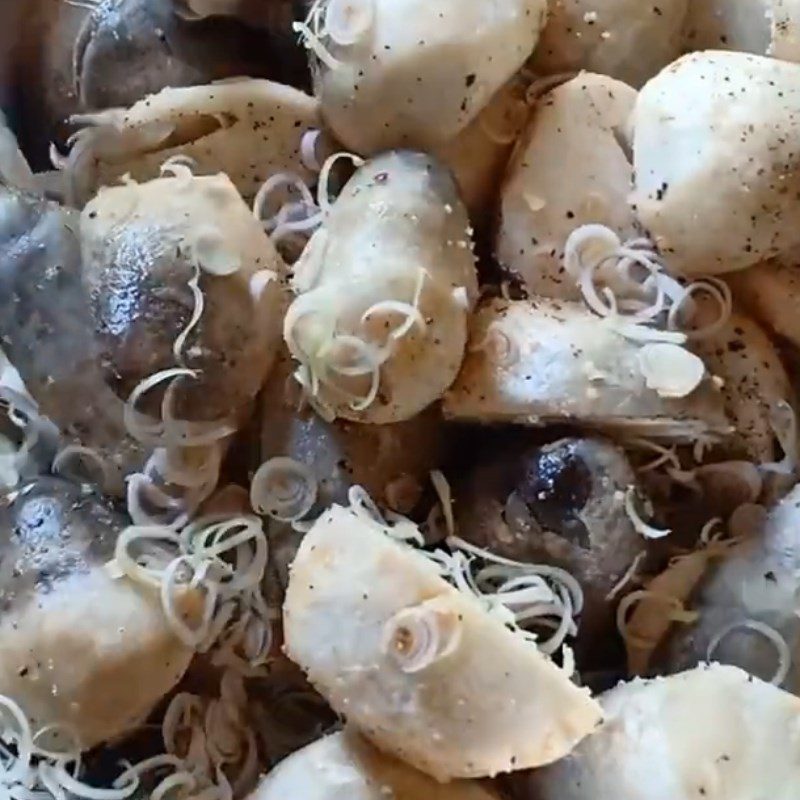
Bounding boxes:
[453,436,646,666]
[283,503,602,781]
[80,170,287,430]
[0,477,196,749]
[285,150,478,425]
[300,0,547,153]
[631,51,800,275]
[443,298,731,443]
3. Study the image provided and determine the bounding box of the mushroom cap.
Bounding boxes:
[631,51,800,275]
[81,171,286,421]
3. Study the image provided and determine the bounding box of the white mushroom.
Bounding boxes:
[523,664,800,800]
[283,504,602,781]
[631,51,800,275]
[496,73,637,300]
[443,299,730,442]
[249,730,499,800]
[302,0,547,153]
[285,150,478,424]
[0,478,196,749]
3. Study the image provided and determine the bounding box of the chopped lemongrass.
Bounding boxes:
[624,486,671,539]
[172,264,204,366]
[637,343,706,398]
[668,277,733,340]
[52,444,110,490]
[117,667,261,800]
[300,129,323,172]
[430,470,455,538]
[112,514,269,660]
[292,21,343,71]
[381,604,462,673]
[253,172,316,230]
[124,367,237,449]
[250,457,318,522]
[316,151,365,213]
[605,551,647,601]
[0,693,140,800]
[706,619,791,686]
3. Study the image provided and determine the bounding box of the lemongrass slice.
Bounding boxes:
[250,457,318,522]
[381,602,462,674]
[707,619,791,686]
[637,343,706,399]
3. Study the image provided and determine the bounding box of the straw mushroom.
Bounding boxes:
[283,503,602,781]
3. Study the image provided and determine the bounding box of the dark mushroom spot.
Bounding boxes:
[517,441,592,549]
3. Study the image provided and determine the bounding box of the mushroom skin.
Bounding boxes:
[12,0,308,168]
[0,186,145,487]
